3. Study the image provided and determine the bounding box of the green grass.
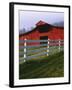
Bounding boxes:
[19,51,64,79]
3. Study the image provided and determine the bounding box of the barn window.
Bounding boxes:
[40,36,48,45]
[38,24,52,33]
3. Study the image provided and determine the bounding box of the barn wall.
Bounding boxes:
[19,27,64,46]
[37,27,64,40]
[47,27,64,40]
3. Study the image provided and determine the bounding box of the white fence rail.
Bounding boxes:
[19,39,64,63]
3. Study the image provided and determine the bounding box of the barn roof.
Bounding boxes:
[36,20,48,26]
[19,21,64,36]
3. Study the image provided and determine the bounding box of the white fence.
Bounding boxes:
[19,39,64,63]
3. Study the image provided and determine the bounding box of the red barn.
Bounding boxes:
[19,20,64,45]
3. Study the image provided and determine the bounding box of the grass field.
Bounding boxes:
[19,51,64,79]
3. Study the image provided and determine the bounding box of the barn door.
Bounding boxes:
[40,36,48,45]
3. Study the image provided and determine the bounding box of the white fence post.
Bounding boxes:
[24,38,27,62]
[59,39,61,52]
[47,39,49,56]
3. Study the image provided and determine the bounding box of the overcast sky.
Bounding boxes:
[19,10,64,31]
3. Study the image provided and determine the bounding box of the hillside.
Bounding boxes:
[19,51,64,79]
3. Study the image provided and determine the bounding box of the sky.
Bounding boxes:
[19,10,64,31]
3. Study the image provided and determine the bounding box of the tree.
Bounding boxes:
[19,28,26,34]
